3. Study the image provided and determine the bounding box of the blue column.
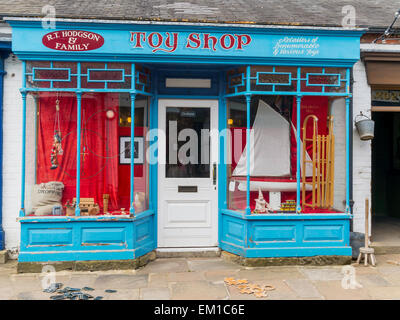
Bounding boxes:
[245,94,251,215]
[75,91,82,216]
[130,92,136,216]
[245,65,251,215]
[345,68,351,214]
[296,95,302,213]
[19,90,27,218]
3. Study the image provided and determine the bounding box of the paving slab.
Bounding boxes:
[17,291,50,300]
[0,275,13,288]
[187,258,241,272]
[94,274,148,289]
[167,271,205,282]
[62,274,97,288]
[376,266,400,276]
[357,273,391,287]
[170,280,228,300]
[350,264,380,275]
[0,287,15,300]
[237,268,304,281]
[101,289,140,300]
[10,275,43,292]
[366,286,400,300]
[203,269,240,282]
[300,267,345,281]
[284,279,323,299]
[138,258,189,274]
[148,273,169,288]
[140,287,171,300]
[265,280,301,300]
[312,280,371,300]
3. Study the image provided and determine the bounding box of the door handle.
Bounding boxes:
[213,163,217,185]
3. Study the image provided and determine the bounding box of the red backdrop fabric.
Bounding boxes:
[36,93,145,214]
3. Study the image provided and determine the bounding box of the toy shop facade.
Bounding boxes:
[7,18,363,262]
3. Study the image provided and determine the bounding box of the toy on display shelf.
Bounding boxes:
[65,200,75,216]
[280,200,297,212]
[65,198,100,216]
[102,194,110,214]
[253,188,272,214]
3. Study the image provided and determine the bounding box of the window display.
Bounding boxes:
[25,91,149,217]
[227,93,346,214]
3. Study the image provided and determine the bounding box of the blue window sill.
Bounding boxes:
[221,208,352,220]
[18,209,154,223]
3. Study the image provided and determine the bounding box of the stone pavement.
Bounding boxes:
[1,254,400,300]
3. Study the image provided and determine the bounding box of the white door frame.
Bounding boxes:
[157,99,219,248]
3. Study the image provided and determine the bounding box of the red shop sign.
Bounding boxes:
[42,30,104,51]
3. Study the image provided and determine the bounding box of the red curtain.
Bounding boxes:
[36,93,121,212]
[37,93,78,206]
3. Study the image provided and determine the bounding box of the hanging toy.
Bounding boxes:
[50,97,63,170]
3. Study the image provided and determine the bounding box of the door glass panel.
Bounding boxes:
[166,107,210,178]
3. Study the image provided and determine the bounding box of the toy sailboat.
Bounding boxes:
[232,99,313,193]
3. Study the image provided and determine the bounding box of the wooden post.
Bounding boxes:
[357,198,376,266]
[365,198,369,249]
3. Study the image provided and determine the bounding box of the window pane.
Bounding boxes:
[166,107,210,178]
[26,92,77,216]
[78,93,149,215]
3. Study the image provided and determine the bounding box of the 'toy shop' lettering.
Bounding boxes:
[129,32,252,53]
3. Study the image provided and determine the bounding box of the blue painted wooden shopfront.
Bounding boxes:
[6,18,363,262]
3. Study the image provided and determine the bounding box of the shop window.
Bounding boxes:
[24,92,149,217]
[227,95,346,214]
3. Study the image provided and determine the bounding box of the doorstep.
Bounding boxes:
[371,242,400,255]
[156,247,221,258]
[0,250,8,264]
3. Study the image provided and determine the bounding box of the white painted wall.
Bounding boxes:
[352,60,372,235]
[331,98,346,212]
[2,54,22,255]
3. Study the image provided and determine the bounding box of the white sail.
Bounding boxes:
[232,100,291,177]
[232,99,314,192]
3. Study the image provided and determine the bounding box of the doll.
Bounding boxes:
[50,131,63,170]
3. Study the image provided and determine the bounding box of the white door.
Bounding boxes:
[158,99,219,247]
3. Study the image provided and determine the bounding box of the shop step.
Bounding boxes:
[156,247,221,258]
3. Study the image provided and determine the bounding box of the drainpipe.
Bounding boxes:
[349,68,354,231]
[0,52,8,249]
